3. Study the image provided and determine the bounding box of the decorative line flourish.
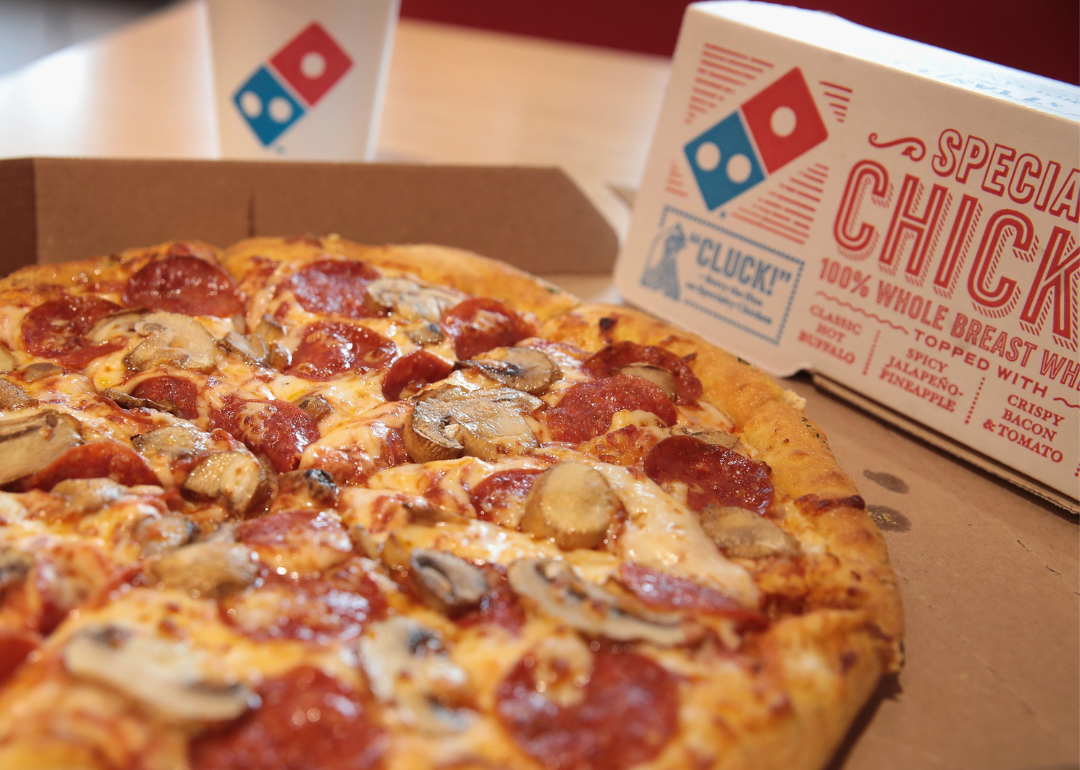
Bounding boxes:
[1053,396,1080,410]
[814,290,909,333]
[868,132,927,162]
[862,329,881,376]
[965,376,985,425]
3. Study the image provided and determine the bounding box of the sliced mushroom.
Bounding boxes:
[276,468,337,508]
[0,545,32,592]
[268,342,291,370]
[617,364,676,400]
[63,624,258,722]
[454,397,540,462]
[133,514,197,557]
[0,345,16,373]
[700,506,799,559]
[87,310,144,343]
[254,315,285,346]
[507,558,693,646]
[21,362,63,382]
[365,277,465,322]
[520,461,618,550]
[102,387,181,416]
[182,451,270,514]
[406,322,445,347]
[0,410,83,485]
[219,332,269,365]
[0,379,35,410]
[461,347,559,394]
[294,393,332,423]
[409,548,488,616]
[359,616,474,734]
[669,425,740,450]
[133,425,209,461]
[150,541,258,597]
[126,312,218,372]
[52,478,128,513]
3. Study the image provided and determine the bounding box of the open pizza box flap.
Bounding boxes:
[0,157,618,275]
[0,154,1075,769]
[617,2,1079,514]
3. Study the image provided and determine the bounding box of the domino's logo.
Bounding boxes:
[685,68,827,211]
[233,22,353,147]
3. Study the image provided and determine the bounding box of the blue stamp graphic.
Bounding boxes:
[684,113,765,211]
[640,206,803,345]
[641,223,687,300]
[232,66,306,146]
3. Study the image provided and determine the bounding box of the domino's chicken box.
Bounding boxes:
[618,1,1080,510]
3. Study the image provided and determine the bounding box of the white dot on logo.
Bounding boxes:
[727,154,752,184]
[695,141,721,172]
[240,91,263,118]
[301,51,326,80]
[268,97,293,123]
[770,105,797,137]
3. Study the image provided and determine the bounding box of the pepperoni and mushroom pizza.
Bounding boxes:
[0,236,902,770]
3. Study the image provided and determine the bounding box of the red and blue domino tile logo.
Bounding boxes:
[685,68,828,210]
[233,22,353,147]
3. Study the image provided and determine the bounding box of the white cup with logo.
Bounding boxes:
[206,0,400,161]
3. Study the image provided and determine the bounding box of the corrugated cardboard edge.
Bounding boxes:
[812,372,1079,515]
[0,159,38,275]
[0,158,618,276]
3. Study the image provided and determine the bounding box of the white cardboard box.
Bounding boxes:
[619,1,1080,507]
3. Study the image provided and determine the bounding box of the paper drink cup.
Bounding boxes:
[207,0,399,160]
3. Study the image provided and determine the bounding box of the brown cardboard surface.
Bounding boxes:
[811,373,1079,516]
[0,159,36,272]
[0,158,617,275]
[782,375,1080,770]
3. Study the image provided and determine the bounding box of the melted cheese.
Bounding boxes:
[594,462,760,606]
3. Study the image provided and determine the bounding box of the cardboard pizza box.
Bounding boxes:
[618,1,1079,512]
[0,157,617,276]
[0,154,1073,769]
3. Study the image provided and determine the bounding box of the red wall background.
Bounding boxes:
[400,0,1079,86]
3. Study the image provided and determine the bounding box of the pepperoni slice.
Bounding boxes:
[470,468,542,522]
[124,256,244,317]
[131,375,200,420]
[442,298,534,360]
[547,374,677,444]
[381,350,453,401]
[20,442,159,491]
[211,399,320,473]
[643,435,773,514]
[283,260,381,319]
[619,563,767,628]
[496,646,678,770]
[190,665,386,770]
[286,322,396,382]
[583,341,703,403]
[238,510,352,575]
[220,560,387,643]
[0,629,40,685]
[21,295,125,368]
